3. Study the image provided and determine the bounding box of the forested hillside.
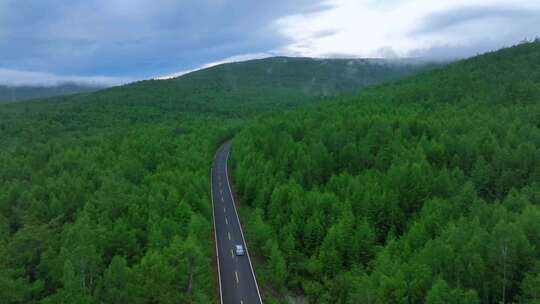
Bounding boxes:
[0,84,103,104]
[0,57,430,303]
[231,41,540,303]
[64,57,436,117]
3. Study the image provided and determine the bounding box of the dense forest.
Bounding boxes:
[0,58,428,303]
[231,41,540,303]
[0,84,104,104]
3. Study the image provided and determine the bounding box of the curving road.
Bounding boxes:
[211,141,263,304]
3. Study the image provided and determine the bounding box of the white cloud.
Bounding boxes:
[274,0,540,59]
[0,69,130,87]
[152,0,540,79]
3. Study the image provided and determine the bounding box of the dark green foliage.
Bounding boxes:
[0,56,427,302]
[1,123,221,304]
[232,41,540,303]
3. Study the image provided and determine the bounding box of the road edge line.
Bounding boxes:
[210,147,224,304]
[224,141,264,304]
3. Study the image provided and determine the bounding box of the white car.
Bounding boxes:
[235,244,245,256]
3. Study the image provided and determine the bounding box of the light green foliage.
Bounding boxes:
[520,265,540,303]
[426,278,479,304]
[99,256,133,303]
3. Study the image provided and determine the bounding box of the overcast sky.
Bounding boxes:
[1,0,539,86]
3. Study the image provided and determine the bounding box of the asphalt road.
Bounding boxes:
[211,141,263,304]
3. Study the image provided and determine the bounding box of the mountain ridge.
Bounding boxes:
[0,83,105,104]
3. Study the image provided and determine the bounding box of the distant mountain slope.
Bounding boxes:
[173,56,439,99]
[0,83,104,103]
[125,57,441,114]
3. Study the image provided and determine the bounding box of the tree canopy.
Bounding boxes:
[0,56,427,303]
[231,40,540,303]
